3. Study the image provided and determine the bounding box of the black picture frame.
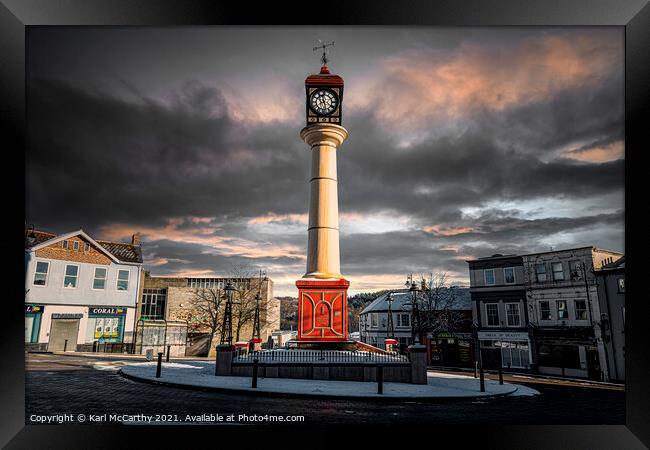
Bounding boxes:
[1,0,646,448]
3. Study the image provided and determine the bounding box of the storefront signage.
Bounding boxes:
[25,305,44,314]
[478,331,529,340]
[89,307,127,316]
[52,313,83,319]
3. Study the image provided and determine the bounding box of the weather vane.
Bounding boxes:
[313,40,335,66]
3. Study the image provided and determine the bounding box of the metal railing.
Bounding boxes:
[233,349,409,364]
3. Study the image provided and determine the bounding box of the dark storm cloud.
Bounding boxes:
[26,27,624,294]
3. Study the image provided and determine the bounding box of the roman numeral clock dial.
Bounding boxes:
[309,89,338,115]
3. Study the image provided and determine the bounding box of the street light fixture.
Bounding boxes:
[220,281,237,346]
[385,293,397,351]
[405,274,421,345]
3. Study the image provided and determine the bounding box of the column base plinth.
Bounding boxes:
[296,278,350,342]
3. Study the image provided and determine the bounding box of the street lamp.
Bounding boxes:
[405,274,421,345]
[471,321,485,392]
[220,281,237,346]
[385,293,397,352]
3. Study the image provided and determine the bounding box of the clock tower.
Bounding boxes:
[296,49,352,347]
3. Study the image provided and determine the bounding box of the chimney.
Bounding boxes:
[131,232,141,246]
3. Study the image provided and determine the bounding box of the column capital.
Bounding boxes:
[300,124,349,147]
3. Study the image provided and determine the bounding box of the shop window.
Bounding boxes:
[117,270,129,290]
[484,269,495,285]
[535,263,547,282]
[538,344,580,369]
[33,261,49,286]
[574,300,587,320]
[556,300,568,319]
[63,264,79,288]
[552,262,564,281]
[506,303,521,327]
[486,303,499,326]
[93,267,107,290]
[539,301,552,320]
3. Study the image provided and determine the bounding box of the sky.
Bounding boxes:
[26,27,625,296]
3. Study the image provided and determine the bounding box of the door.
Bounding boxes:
[49,319,80,352]
[25,316,35,343]
[586,348,602,381]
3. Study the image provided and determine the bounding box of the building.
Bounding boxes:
[522,246,623,381]
[359,288,473,365]
[467,254,532,372]
[25,228,143,352]
[595,256,625,382]
[138,274,281,356]
[359,290,415,351]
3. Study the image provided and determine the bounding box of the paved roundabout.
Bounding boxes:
[119,361,539,401]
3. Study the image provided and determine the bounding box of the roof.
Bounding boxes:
[305,65,344,87]
[95,240,143,264]
[360,288,472,315]
[25,228,143,264]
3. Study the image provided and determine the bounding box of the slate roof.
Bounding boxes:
[25,229,143,264]
[360,288,471,315]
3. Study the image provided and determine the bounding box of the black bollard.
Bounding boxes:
[479,364,485,392]
[93,341,97,353]
[499,362,504,385]
[377,365,384,394]
[474,361,478,378]
[156,352,163,378]
[252,358,259,388]
[63,339,68,352]
[166,345,171,362]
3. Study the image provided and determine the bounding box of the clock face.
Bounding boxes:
[310,89,338,115]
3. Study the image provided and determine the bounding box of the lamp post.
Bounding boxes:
[250,270,264,352]
[405,274,421,345]
[385,293,397,352]
[471,321,485,392]
[220,281,237,346]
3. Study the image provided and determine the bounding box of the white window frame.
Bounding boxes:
[556,300,568,320]
[539,301,552,321]
[62,264,80,289]
[486,303,500,327]
[484,269,496,286]
[62,240,69,250]
[84,242,90,252]
[92,267,108,290]
[535,263,547,282]
[397,313,410,328]
[552,262,565,281]
[617,278,625,293]
[503,267,516,284]
[116,269,130,291]
[574,299,588,321]
[371,313,378,328]
[505,303,521,327]
[73,241,80,251]
[32,260,50,287]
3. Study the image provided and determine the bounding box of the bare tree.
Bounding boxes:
[188,286,225,352]
[228,265,272,342]
[418,272,467,367]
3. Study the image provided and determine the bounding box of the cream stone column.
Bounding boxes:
[300,124,349,279]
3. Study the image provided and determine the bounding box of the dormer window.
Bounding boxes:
[73,241,80,251]
[84,243,90,252]
[62,240,69,250]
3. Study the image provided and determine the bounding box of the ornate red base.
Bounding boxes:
[296,278,349,342]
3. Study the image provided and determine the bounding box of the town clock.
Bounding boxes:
[305,64,344,126]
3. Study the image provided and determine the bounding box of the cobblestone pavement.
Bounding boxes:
[25,353,625,425]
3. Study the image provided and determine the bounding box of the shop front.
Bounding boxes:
[86,307,127,344]
[478,330,532,371]
[427,332,474,368]
[534,327,597,380]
